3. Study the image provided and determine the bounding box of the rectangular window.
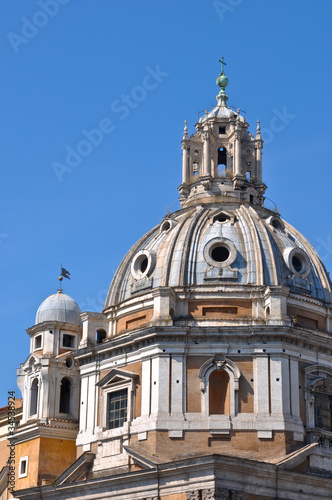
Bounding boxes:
[315,393,332,432]
[34,335,42,350]
[62,334,75,348]
[108,389,128,429]
[219,126,226,135]
[19,457,29,478]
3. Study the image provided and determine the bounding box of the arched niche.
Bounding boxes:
[198,354,241,417]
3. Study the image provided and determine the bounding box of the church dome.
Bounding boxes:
[105,204,332,308]
[36,291,82,325]
[104,60,332,313]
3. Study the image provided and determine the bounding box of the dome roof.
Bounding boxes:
[198,104,240,122]
[36,291,82,325]
[105,204,332,308]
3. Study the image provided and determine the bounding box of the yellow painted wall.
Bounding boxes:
[15,438,40,490]
[15,437,76,489]
[39,437,76,482]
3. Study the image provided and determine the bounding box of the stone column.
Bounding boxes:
[203,131,210,176]
[182,143,189,183]
[234,131,241,177]
[254,355,269,415]
[150,355,170,414]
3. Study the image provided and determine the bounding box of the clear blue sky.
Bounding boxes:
[1,0,332,406]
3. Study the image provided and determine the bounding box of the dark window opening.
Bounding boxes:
[214,213,229,223]
[30,379,38,416]
[65,357,73,368]
[96,329,107,344]
[292,255,303,273]
[34,335,42,350]
[219,127,226,135]
[250,195,254,204]
[315,393,332,432]
[272,218,282,230]
[59,377,71,414]
[217,147,227,174]
[140,257,148,273]
[211,246,230,262]
[108,389,128,429]
[162,221,171,232]
[63,334,75,348]
[20,460,27,476]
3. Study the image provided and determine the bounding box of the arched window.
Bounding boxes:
[30,378,38,416]
[209,369,230,415]
[217,147,227,177]
[96,329,106,344]
[59,377,71,414]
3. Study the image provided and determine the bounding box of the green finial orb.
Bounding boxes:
[217,56,228,88]
[217,73,229,89]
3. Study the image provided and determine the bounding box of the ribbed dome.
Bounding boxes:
[36,291,82,325]
[105,203,332,308]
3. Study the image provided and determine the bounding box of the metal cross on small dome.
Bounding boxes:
[219,56,226,74]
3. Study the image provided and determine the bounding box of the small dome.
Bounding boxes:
[36,291,82,325]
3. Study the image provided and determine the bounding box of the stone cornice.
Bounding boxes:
[73,324,332,366]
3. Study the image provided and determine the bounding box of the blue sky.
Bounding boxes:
[1,0,332,406]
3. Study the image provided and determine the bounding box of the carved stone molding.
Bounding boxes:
[187,491,201,500]
[203,488,228,500]
[201,489,246,500]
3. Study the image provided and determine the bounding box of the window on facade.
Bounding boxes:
[209,370,230,415]
[34,335,42,350]
[59,377,71,414]
[217,147,227,177]
[30,379,38,416]
[19,457,28,478]
[96,329,106,344]
[63,334,75,348]
[315,393,332,432]
[108,389,128,429]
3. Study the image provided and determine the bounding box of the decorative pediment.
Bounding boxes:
[310,378,332,394]
[96,369,139,389]
[22,354,41,373]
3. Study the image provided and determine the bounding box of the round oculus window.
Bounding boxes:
[203,238,237,268]
[131,250,156,280]
[65,357,73,369]
[211,246,230,262]
[161,220,171,232]
[214,213,229,224]
[266,215,285,231]
[283,247,311,279]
